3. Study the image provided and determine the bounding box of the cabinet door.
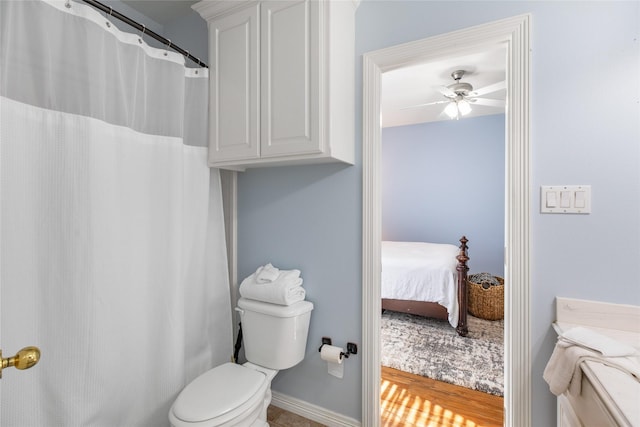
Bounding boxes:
[261,0,322,157]
[208,5,260,163]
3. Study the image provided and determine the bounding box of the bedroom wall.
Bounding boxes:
[382,114,505,277]
[163,1,640,425]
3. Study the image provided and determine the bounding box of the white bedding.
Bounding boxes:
[381,241,460,327]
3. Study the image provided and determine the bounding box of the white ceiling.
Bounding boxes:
[382,46,507,128]
[119,1,506,128]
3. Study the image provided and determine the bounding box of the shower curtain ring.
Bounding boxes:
[103,6,114,27]
[65,0,71,8]
[139,25,146,44]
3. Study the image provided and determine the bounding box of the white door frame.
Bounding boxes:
[361,14,531,426]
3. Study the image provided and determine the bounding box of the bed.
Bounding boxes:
[381,236,469,336]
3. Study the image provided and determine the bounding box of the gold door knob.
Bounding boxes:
[0,346,41,378]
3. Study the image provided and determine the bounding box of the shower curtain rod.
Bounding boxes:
[79,0,208,68]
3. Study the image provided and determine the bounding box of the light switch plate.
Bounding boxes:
[540,185,591,214]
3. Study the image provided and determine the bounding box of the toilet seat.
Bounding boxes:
[170,362,268,426]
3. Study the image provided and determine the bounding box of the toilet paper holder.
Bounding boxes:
[318,337,358,359]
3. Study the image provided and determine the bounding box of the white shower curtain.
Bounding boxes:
[0,1,232,425]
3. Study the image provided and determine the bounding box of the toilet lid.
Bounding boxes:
[172,362,267,423]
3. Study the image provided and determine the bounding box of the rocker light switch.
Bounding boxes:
[541,185,591,214]
[546,191,557,208]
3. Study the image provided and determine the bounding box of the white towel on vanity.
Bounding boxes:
[543,327,640,396]
[239,265,305,305]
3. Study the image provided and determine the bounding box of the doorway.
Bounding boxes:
[379,47,507,415]
[361,15,531,427]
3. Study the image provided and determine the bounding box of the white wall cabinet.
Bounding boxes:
[194,0,357,170]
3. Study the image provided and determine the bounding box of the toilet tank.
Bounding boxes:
[237,298,313,370]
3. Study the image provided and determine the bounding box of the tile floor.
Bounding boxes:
[267,405,325,427]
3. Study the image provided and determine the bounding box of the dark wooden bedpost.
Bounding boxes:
[456,236,469,337]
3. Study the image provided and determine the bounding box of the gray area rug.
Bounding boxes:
[381,311,504,396]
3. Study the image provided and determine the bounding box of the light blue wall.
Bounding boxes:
[382,115,505,277]
[165,1,640,424]
[362,2,638,425]
[98,0,165,49]
[236,164,362,417]
[164,10,208,69]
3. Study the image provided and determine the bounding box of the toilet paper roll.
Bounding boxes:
[320,345,343,364]
[321,345,344,378]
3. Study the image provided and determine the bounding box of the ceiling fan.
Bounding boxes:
[403,70,505,120]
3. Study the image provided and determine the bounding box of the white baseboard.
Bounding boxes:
[270,391,361,427]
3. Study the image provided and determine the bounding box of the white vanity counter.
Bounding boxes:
[552,298,640,427]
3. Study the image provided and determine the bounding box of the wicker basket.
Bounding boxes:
[467,276,504,320]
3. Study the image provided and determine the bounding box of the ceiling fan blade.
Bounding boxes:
[470,80,506,97]
[400,100,449,110]
[471,98,505,108]
[437,85,456,98]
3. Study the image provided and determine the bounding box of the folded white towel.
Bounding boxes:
[255,263,280,283]
[543,337,640,396]
[560,326,637,357]
[239,268,305,305]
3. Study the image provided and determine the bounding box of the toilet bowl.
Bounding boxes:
[169,298,313,427]
[169,362,275,427]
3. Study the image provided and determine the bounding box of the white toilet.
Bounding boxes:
[169,297,314,427]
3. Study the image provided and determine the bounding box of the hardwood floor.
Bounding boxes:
[381,367,504,427]
[268,367,503,426]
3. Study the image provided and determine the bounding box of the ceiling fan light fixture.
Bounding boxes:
[444,101,459,119]
[458,99,472,116]
[400,68,503,122]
